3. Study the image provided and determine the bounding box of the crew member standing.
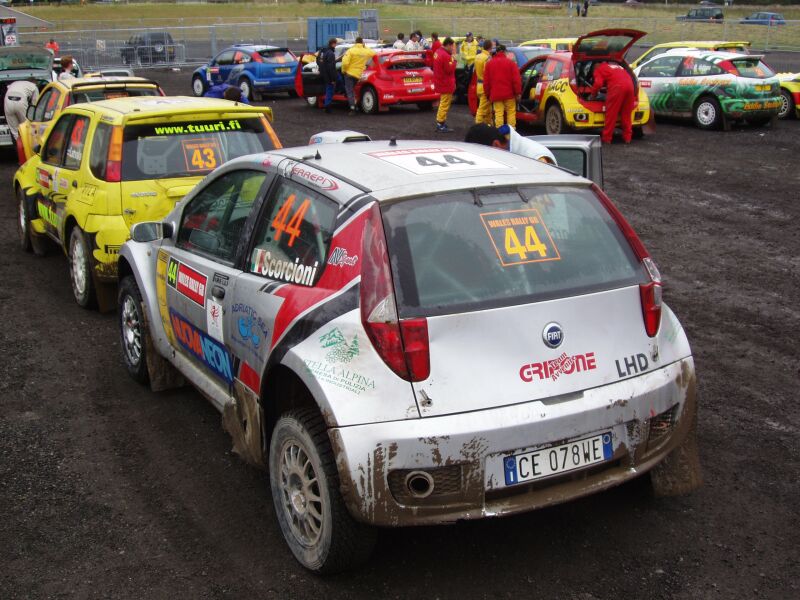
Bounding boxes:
[393,33,406,50]
[473,39,493,125]
[44,38,59,54]
[4,78,40,141]
[433,37,457,133]
[318,38,338,113]
[58,56,76,81]
[590,61,635,143]
[460,32,478,75]
[341,37,376,115]
[429,32,441,53]
[482,44,521,128]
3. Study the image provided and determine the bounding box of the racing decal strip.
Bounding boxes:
[336,193,374,221]
[268,206,370,350]
[334,200,374,235]
[267,280,361,369]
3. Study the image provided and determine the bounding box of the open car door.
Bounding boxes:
[294,53,327,98]
[529,134,604,188]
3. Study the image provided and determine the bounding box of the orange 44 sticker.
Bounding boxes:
[181,138,221,172]
[480,208,560,267]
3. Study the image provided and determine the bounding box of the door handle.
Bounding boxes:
[212,285,225,300]
[72,180,77,188]
[123,208,136,215]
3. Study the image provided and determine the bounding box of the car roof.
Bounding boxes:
[651,40,750,49]
[63,95,271,120]
[225,44,283,52]
[661,48,754,59]
[258,140,586,201]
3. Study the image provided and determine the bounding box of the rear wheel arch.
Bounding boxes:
[117,255,134,282]
[62,215,79,253]
[260,364,324,453]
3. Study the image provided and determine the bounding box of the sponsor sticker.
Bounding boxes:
[231,303,269,356]
[480,208,560,267]
[212,272,229,286]
[519,351,597,382]
[170,309,233,384]
[37,201,60,228]
[367,147,510,175]
[303,328,374,395]
[291,165,339,191]
[167,258,208,307]
[327,247,358,267]
[207,298,224,341]
[181,138,221,173]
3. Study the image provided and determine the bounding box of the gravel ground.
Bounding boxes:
[1,68,798,599]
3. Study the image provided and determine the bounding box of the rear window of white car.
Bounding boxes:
[381,185,647,317]
[120,117,273,181]
[730,58,775,79]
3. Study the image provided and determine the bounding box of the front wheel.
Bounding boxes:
[192,75,206,97]
[238,77,253,101]
[545,103,566,135]
[269,409,376,573]
[778,88,794,119]
[118,276,149,384]
[69,227,96,308]
[693,96,722,130]
[17,187,32,253]
[359,86,379,115]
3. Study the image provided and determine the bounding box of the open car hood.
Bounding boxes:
[0,47,53,73]
[572,29,646,62]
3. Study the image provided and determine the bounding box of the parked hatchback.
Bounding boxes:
[677,7,724,22]
[117,139,700,573]
[15,96,281,309]
[121,31,177,65]
[192,45,299,100]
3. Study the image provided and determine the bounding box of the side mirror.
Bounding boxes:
[130,221,173,243]
[26,105,35,120]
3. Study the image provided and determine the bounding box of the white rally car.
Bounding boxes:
[117,139,700,573]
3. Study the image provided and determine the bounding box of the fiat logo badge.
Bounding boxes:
[543,322,563,348]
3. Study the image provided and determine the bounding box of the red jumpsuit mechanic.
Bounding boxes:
[591,62,635,143]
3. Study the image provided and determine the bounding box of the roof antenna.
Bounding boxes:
[314,150,322,160]
[389,137,397,146]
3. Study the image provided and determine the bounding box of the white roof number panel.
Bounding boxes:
[367,147,512,175]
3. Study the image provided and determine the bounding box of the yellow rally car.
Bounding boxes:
[519,38,577,52]
[17,76,164,164]
[471,29,650,136]
[776,72,800,119]
[15,96,281,309]
[629,40,751,70]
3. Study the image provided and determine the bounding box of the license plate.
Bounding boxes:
[404,77,423,84]
[275,67,291,74]
[409,87,425,93]
[503,432,613,486]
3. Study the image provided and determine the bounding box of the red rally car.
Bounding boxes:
[295,49,440,114]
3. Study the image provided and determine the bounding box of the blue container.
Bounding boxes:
[307,17,359,52]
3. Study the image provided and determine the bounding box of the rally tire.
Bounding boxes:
[545,103,566,135]
[269,408,376,574]
[632,126,644,140]
[778,88,794,120]
[118,276,150,384]
[693,96,722,130]
[17,187,32,253]
[192,75,206,97]
[239,77,253,101]
[69,227,96,309]
[360,86,379,115]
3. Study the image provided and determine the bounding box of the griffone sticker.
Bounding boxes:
[303,327,375,395]
[167,258,207,307]
[480,208,560,267]
[519,352,597,382]
[250,248,319,287]
[170,309,233,384]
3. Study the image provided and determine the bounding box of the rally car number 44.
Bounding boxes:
[117,138,701,574]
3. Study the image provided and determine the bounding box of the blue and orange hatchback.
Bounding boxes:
[192,45,299,100]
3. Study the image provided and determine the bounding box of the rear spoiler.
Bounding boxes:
[124,105,273,124]
[69,78,160,91]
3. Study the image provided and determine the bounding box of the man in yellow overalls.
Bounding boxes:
[473,40,493,124]
[341,37,377,115]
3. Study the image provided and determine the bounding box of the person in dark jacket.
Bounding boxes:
[204,65,250,103]
[318,38,338,113]
[483,44,522,128]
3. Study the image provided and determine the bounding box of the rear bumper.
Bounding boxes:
[253,75,296,92]
[379,91,439,106]
[331,357,696,527]
[569,108,650,129]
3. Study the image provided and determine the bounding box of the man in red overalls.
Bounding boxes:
[590,62,635,143]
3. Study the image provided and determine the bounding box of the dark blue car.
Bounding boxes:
[740,12,786,26]
[192,45,299,100]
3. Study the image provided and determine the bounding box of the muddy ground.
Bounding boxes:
[1,69,798,599]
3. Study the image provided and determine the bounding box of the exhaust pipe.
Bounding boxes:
[405,471,434,499]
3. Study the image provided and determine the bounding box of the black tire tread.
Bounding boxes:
[275,408,376,574]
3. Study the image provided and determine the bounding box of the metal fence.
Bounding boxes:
[17,16,800,72]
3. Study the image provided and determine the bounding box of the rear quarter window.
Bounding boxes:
[730,59,775,79]
[381,186,647,317]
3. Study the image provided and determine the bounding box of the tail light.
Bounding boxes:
[105,126,123,183]
[251,52,263,63]
[592,183,662,337]
[360,203,430,381]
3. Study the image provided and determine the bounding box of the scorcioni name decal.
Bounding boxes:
[250,248,319,287]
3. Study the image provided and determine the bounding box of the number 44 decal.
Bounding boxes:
[415,154,474,168]
[480,208,561,267]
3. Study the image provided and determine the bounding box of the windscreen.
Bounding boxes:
[381,186,646,318]
[258,49,295,64]
[71,87,159,103]
[730,58,775,79]
[121,117,273,181]
[0,52,52,71]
